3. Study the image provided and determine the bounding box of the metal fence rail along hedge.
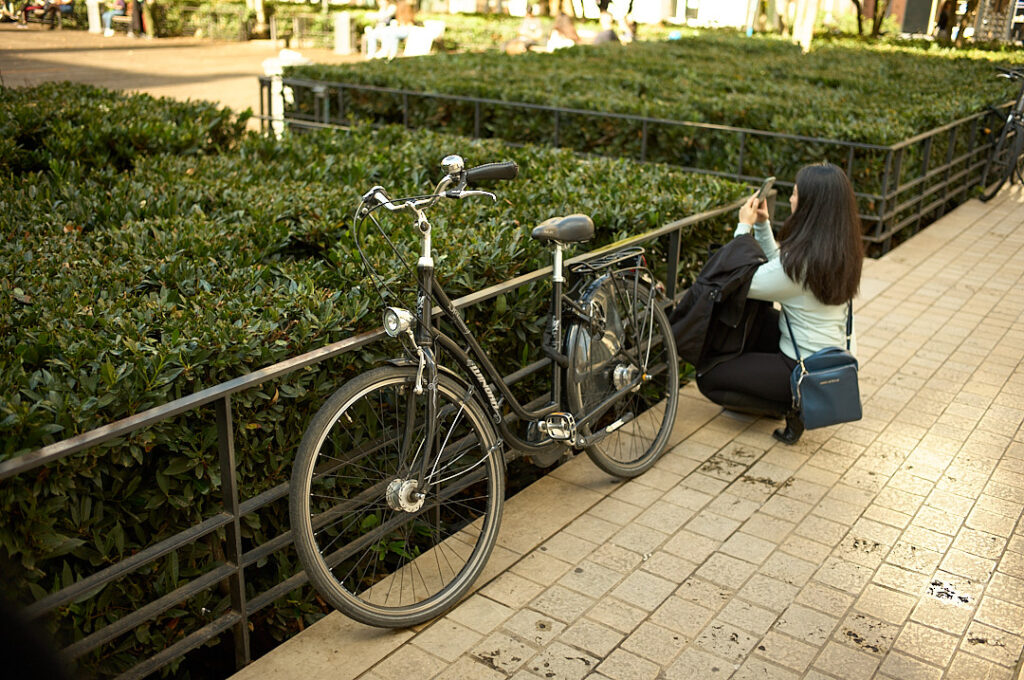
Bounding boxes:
[0,198,741,680]
[258,76,1010,253]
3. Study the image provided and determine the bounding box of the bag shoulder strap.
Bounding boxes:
[782,300,853,363]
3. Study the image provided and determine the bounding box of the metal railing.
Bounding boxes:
[260,75,1010,253]
[0,197,742,680]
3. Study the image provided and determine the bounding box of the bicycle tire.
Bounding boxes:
[566,273,679,478]
[290,366,504,628]
[980,123,1021,201]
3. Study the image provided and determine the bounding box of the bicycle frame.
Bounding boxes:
[364,164,659,488]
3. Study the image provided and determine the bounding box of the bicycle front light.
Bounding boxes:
[383,307,415,337]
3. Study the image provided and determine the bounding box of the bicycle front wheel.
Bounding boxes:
[980,123,1023,201]
[290,366,504,628]
[566,273,679,478]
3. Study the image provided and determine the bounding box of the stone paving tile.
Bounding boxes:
[558,618,624,658]
[528,584,594,624]
[469,631,534,676]
[662,646,737,679]
[892,620,960,667]
[586,596,648,634]
[876,650,943,680]
[409,619,482,663]
[946,651,1016,680]
[811,640,880,680]
[479,570,546,609]
[432,656,506,680]
[731,656,800,680]
[556,560,623,599]
[639,550,698,583]
[371,644,447,678]
[610,569,676,612]
[620,621,688,665]
[521,641,597,680]
[753,630,818,673]
[501,609,565,648]
[445,594,513,634]
[693,619,759,663]
[595,648,660,680]
[649,595,716,638]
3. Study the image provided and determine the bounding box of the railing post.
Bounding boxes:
[474,100,481,138]
[640,120,648,163]
[875,148,894,249]
[941,125,958,215]
[553,109,560,147]
[736,131,746,180]
[402,93,409,128]
[216,396,250,670]
[665,229,681,301]
[916,136,932,234]
[259,78,267,133]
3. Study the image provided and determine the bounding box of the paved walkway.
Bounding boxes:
[232,187,1024,680]
[0,23,359,118]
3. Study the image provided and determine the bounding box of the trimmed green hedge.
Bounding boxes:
[287,32,1022,145]
[1,83,745,677]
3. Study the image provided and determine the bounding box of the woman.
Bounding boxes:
[696,162,864,444]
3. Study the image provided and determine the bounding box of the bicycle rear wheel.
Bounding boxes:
[290,366,504,628]
[980,123,1023,201]
[566,272,679,478]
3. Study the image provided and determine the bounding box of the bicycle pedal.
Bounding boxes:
[538,412,577,441]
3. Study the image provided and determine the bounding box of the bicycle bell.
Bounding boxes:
[441,154,465,177]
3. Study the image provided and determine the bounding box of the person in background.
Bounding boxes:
[504,4,545,54]
[935,0,955,45]
[546,12,579,51]
[592,10,619,44]
[376,0,416,60]
[102,0,126,35]
[1,1,18,21]
[695,163,864,444]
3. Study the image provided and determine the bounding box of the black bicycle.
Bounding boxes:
[980,66,1024,202]
[289,155,679,627]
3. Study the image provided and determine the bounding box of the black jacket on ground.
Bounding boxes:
[669,235,771,375]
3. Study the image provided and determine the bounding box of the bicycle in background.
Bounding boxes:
[980,66,1024,202]
[289,155,679,627]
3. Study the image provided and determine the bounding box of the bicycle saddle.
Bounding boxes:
[531,214,595,243]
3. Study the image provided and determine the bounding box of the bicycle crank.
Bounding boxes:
[578,411,636,448]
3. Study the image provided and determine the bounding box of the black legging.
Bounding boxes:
[696,307,797,419]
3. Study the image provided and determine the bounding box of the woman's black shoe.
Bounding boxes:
[772,412,804,445]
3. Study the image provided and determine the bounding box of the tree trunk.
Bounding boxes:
[955,0,980,46]
[871,0,890,36]
[850,0,864,35]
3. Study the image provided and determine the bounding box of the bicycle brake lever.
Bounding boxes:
[452,190,497,202]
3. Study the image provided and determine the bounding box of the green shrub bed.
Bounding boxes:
[289,32,1022,144]
[285,31,1022,241]
[1,82,745,677]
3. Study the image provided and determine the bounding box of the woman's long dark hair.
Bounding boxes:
[778,163,864,305]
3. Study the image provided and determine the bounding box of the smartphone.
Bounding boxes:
[755,176,776,201]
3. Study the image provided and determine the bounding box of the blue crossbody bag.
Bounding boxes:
[783,302,862,430]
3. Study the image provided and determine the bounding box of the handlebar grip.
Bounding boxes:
[465,161,519,183]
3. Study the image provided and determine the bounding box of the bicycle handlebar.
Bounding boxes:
[465,161,519,183]
[996,66,1024,80]
[360,156,517,215]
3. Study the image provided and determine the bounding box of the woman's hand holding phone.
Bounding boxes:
[738,194,770,225]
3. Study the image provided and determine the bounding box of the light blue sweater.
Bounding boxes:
[736,220,856,361]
